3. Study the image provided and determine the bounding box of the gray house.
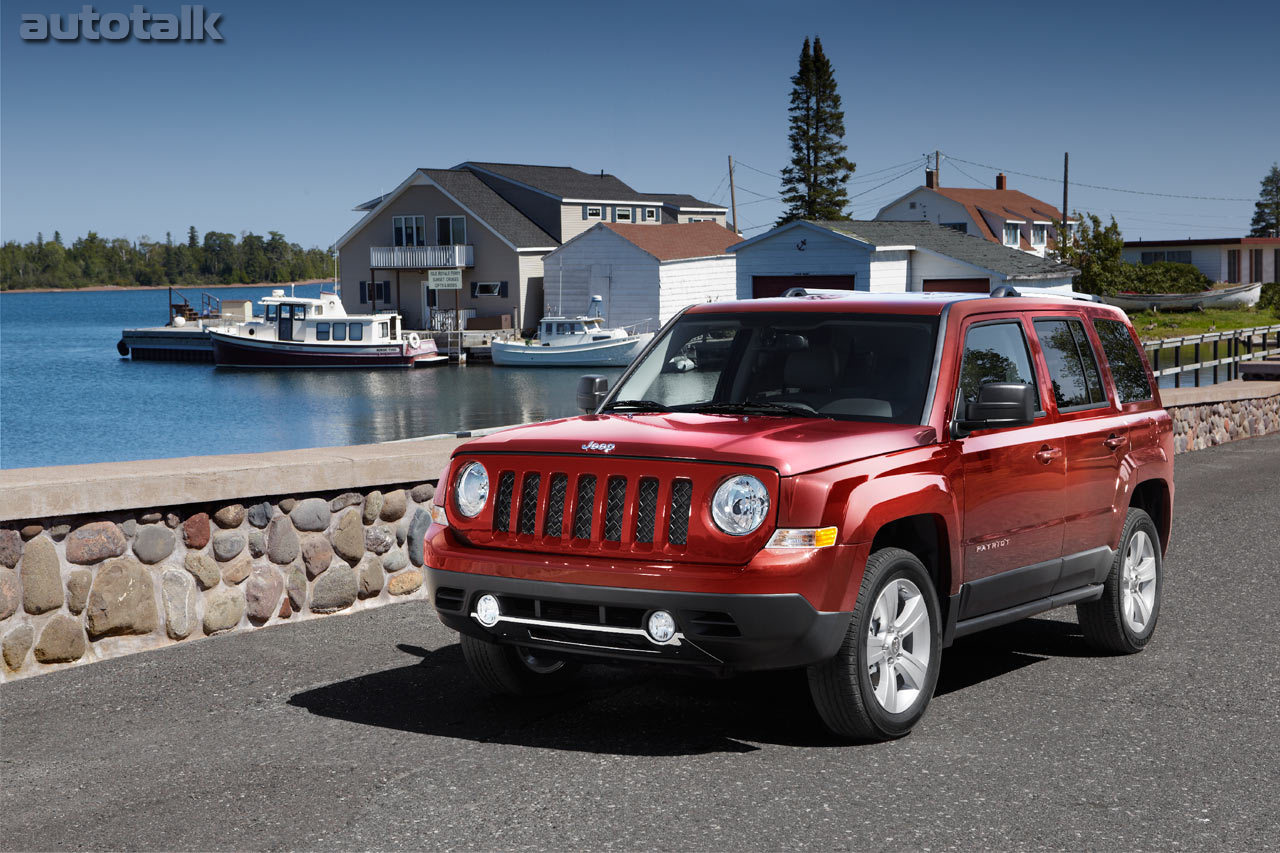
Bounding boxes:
[334,162,728,331]
[730,220,1079,297]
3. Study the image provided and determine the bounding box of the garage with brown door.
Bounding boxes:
[921,278,990,293]
[752,275,858,299]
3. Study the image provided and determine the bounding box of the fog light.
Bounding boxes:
[475,594,500,627]
[646,610,677,643]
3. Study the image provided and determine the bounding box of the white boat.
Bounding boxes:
[491,307,653,368]
[207,289,448,368]
[1101,282,1262,312]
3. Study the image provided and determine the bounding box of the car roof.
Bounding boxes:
[684,290,1116,320]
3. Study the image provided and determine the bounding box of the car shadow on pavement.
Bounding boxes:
[937,616,1094,697]
[289,617,1096,755]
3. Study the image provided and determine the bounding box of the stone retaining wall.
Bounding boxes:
[1167,393,1280,453]
[0,482,440,682]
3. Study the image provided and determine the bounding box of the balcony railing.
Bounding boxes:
[370,245,474,269]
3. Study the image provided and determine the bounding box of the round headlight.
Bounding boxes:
[454,462,489,518]
[710,474,770,536]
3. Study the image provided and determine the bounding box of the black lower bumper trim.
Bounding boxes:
[425,567,850,674]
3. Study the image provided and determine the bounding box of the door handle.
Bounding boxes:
[1034,445,1062,464]
[1103,433,1127,450]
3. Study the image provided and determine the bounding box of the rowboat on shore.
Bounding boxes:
[207,289,447,368]
[1101,281,1262,312]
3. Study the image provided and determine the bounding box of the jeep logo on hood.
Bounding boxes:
[581,441,616,454]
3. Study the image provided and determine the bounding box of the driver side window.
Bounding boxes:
[956,321,1039,415]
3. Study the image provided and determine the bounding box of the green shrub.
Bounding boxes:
[1123,262,1212,295]
[1259,281,1279,312]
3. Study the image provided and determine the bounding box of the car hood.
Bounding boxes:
[458,413,935,476]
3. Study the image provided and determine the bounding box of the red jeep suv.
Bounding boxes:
[423,290,1173,740]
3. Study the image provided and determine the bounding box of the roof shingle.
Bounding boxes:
[598,222,740,261]
[808,220,1078,280]
[421,169,557,249]
[459,162,646,201]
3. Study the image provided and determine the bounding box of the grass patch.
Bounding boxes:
[1131,307,1280,342]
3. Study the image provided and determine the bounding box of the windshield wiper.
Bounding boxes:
[676,400,821,417]
[603,399,670,412]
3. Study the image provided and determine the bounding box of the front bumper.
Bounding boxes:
[426,567,851,674]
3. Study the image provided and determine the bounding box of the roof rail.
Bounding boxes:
[990,285,1020,298]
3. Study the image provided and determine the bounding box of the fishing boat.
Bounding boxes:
[207,289,447,368]
[490,298,653,367]
[1101,281,1262,312]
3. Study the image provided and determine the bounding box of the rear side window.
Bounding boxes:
[1093,318,1153,404]
[1033,318,1107,410]
[956,321,1039,414]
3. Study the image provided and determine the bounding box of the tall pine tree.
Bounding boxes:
[1249,163,1280,237]
[777,37,855,224]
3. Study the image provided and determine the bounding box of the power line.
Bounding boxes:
[734,161,781,180]
[946,155,1254,202]
[847,164,922,200]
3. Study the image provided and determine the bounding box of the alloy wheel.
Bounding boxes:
[866,578,932,714]
[1121,530,1158,634]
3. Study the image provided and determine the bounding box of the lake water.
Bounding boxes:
[0,285,623,469]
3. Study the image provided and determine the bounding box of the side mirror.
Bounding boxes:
[955,382,1035,434]
[576,374,609,413]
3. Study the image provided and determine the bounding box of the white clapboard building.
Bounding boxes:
[540,222,740,332]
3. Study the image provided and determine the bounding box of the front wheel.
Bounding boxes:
[807,547,942,741]
[1077,508,1162,654]
[460,633,580,696]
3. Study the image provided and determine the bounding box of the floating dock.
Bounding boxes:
[118,326,214,362]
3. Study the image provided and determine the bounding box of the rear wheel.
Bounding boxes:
[459,633,580,696]
[807,547,942,741]
[1078,508,1162,654]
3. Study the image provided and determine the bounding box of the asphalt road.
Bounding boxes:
[3,435,1278,851]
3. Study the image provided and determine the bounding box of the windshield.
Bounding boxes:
[607,311,940,423]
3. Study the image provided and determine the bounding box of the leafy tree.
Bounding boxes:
[1053,212,1134,295]
[1249,163,1280,237]
[0,228,335,290]
[777,36,855,224]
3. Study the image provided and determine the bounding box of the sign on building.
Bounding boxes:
[426,269,462,290]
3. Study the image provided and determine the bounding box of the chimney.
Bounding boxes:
[996,172,1007,191]
[925,169,937,189]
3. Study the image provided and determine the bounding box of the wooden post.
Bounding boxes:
[728,155,739,235]
[1062,152,1069,229]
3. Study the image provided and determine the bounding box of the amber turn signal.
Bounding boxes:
[766,526,838,549]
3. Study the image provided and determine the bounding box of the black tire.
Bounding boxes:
[459,633,580,696]
[807,547,942,741]
[1078,508,1162,654]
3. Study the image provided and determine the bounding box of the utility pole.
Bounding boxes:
[935,150,942,185]
[1062,152,1070,233]
[728,155,740,234]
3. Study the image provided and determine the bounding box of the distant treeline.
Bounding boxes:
[0,227,335,290]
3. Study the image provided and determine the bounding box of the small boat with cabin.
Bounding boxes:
[207,289,446,368]
[489,297,654,367]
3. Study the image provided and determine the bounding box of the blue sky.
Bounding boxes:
[2,0,1277,249]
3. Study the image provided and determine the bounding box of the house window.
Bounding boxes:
[471,281,507,297]
[688,217,712,223]
[359,281,390,304]
[435,215,466,246]
[1250,249,1264,282]
[332,323,347,341]
[1003,223,1020,246]
[1169,250,1192,264]
[392,215,426,247]
[616,207,633,222]
[1031,224,1047,245]
[1227,249,1240,283]
[909,202,917,210]
[644,208,658,221]
[942,222,968,234]
[586,205,602,219]
[316,322,330,341]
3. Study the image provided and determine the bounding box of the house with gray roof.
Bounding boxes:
[728,219,1078,299]
[334,163,726,331]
